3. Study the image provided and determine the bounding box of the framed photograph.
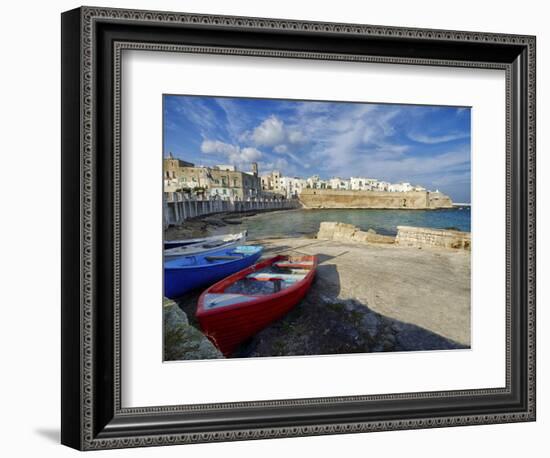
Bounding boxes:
[61,6,536,450]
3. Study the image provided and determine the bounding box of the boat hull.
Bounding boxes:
[164,247,262,299]
[164,231,247,259]
[197,255,317,356]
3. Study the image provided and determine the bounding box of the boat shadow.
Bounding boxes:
[234,293,468,358]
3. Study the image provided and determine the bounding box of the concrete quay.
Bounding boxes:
[254,236,471,347]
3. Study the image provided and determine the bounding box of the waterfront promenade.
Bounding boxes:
[164,193,300,227]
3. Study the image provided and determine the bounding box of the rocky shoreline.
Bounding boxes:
[164,297,223,361]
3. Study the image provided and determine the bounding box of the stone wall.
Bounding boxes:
[396,226,471,250]
[299,188,453,209]
[317,222,395,245]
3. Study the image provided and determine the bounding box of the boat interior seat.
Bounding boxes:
[274,262,313,270]
[248,272,306,282]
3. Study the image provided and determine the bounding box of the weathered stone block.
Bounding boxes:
[332,223,358,241]
[318,222,395,245]
[396,226,471,250]
[366,232,395,244]
[352,231,370,243]
[317,221,339,239]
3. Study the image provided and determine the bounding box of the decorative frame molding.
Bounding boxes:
[61,6,536,450]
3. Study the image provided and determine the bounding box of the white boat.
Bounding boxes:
[164,236,209,250]
[164,231,247,259]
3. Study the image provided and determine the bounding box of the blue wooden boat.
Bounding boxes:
[164,245,263,299]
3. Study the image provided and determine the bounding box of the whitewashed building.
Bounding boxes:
[329,177,351,190]
[263,170,430,197]
[279,176,307,198]
[350,177,379,191]
[378,181,391,191]
[388,182,414,192]
[306,175,330,190]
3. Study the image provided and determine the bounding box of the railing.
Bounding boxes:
[164,193,300,227]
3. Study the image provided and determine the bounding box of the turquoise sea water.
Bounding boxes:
[212,206,471,240]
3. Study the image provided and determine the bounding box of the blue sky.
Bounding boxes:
[163,95,471,202]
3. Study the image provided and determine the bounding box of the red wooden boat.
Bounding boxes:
[196,255,318,356]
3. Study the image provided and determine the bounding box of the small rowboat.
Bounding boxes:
[164,245,263,299]
[164,235,208,250]
[164,231,247,259]
[197,255,318,356]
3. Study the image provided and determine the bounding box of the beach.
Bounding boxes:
[254,236,470,346]
[167,227,470,359]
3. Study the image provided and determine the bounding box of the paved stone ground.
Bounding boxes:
[254,237,471,347]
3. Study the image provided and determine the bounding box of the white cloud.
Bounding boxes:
[340,148,470,184]
[282,104,407,174]
[215,98,253,143]
[408,132,470,144]
[248,115,306,149]
[200,140,262,167]
[288,130,306,144]
[373,144,409,156]
[201,140,239,156]
[260,158,291,174]
[236,147,262,163]
[251,115,286,146]
[172,98,224,136]
[273,144,288,153]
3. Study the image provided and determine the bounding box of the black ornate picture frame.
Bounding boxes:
[61,6,536,450]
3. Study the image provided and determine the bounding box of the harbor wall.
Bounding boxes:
[317,222,395,244]
[164,193,300,226]
[316,222,470,250]
[299,189,453,209]
[396,226,471,250]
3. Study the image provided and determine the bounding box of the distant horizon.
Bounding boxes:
[164,95,471,202]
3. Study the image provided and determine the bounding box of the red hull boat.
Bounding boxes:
[196,255,318,356]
